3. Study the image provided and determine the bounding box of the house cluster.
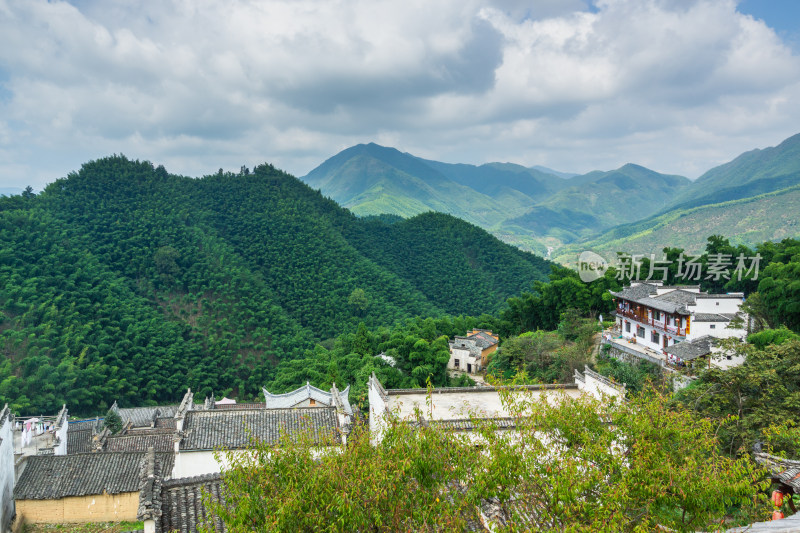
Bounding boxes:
[606,282,748,373]
[447,329,499,375]
[1,382,352,532]
[0,368,623,532]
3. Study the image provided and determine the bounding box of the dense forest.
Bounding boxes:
[0,156,551,415]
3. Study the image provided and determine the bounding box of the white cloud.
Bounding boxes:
[0,0,798,190]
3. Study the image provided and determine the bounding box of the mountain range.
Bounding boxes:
[302,133,800,259]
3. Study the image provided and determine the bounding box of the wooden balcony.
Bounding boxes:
[615,309,686,336]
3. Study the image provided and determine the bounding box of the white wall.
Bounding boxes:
[693,296,743,314]
[0,407,15,533]
[368,376,388,445]
[448,347,479,372]
[173,450,227,478]
[53,406,68,456]
[689,320,746,340]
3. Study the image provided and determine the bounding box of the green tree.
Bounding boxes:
[104,408,123,434]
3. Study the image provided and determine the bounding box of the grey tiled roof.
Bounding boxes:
[214,402,265,410]
[755,453,800,492]
[68,418,102,431]
[613,285,701,315]
[413,417,518,432]
[656,289,698,306]
[180,407,342,451]
[155,474,226,533]
[467,331,498,349]
[262,382,353,415]
[155,417,177,429]
[14,452,174,500]
[664,336,716,361]
[114,405,179,427]
[693,313,733,322]
[66,428,94,454]
[610,283,658,301]
[105,433,175,453]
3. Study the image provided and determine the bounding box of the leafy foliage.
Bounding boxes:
[206,388,769,532]
[674,339,800,457]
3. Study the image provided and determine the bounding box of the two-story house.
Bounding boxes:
[608,282,747,369]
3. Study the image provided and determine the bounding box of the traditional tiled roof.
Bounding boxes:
[154,474,226,532]
[467,331,499,349]
[66,428,94,454]
[664,336,717,361]
[655,289,699,306]
[610,283,658,301]
[213,402,265,410]
[693,313,734,322]
[412,417,518,432]
[179,407,342,451]
[262,382,353,415]
[104,433,175,453]
[0,404,10,427]
[696,293,744,299]
[68,418,102,431]
[755,453,800,492]
[155,417,177,429]
[449,337,482,357]
[113,404,179,427]
[14,452,174,500]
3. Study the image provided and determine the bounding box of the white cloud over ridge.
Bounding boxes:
[0,0,798,189]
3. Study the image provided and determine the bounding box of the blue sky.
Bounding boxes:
[1,0,799,191]
[739,0,800,47]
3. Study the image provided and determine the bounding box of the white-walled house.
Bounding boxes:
[447,330,499,374]
[608,282,747,370]
[1,405,15,533]
[367,370,624,444]
[171,389,345,478]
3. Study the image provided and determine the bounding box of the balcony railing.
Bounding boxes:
[616,309,686,336]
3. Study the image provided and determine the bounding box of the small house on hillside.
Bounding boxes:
[448,329,499,374]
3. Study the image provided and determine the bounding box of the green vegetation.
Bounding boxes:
[103,408,123,434]
[206,387,769,532]
[557,185,800,262]
[0,156,550,415]
[674,339,800,457]
[487,310,599,384]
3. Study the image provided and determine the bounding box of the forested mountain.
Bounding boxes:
[305,133,800,259]
[302,143,692,254]
[667,132,800,211]
[0,156,551,414]
[554,184,800,263]
[500,164,690,244]
[302,143,562,228]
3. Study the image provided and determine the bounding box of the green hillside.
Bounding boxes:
[302,144,696,254]
[0,156,551,414]
[304,143,541,227]
[503,164,690,244]
[668,132,800,209]
[554,185,800,265]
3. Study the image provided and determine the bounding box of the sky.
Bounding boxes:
[1,0,799,192]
